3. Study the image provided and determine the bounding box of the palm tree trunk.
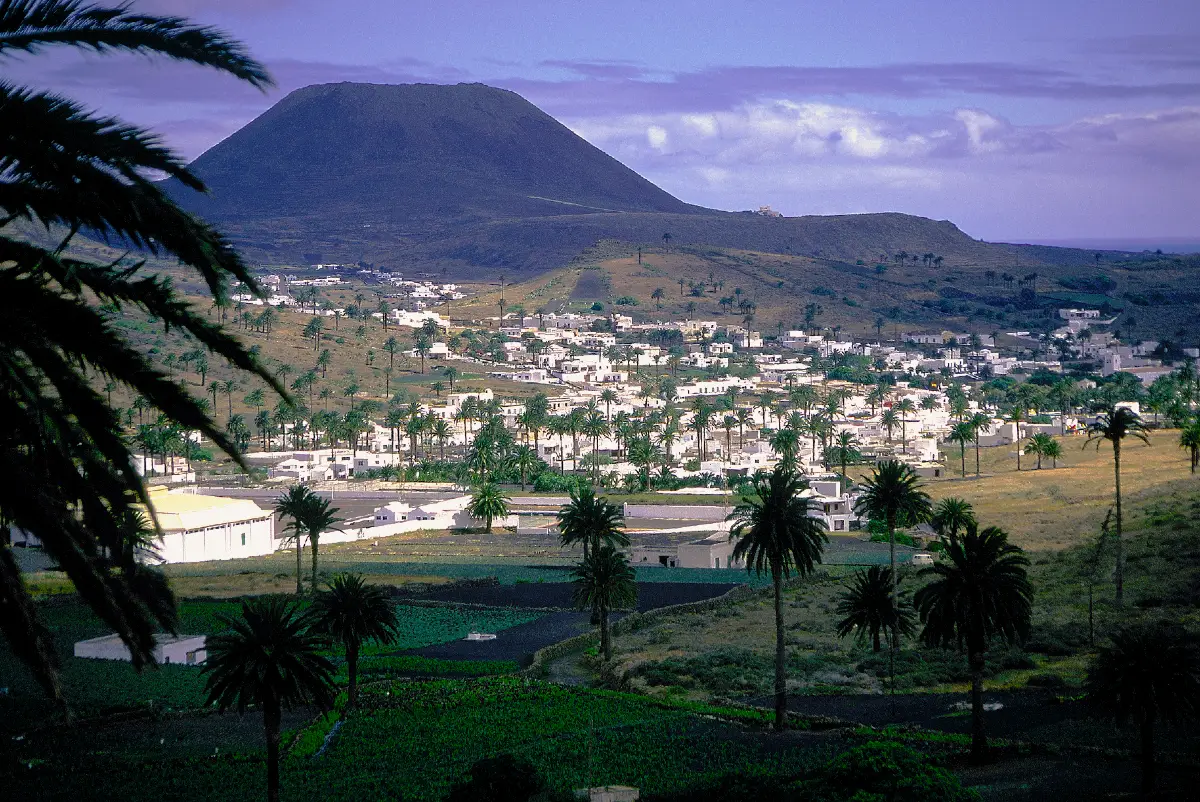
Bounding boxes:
[1141,713,1156,794]
[295,536,303,595]
[347,640,359,708]
[601,605,612,661]
[264,694,282,802]
[310,533,320,594]
[772,567,787,732]
[975,439,981,477]
[969,649,988,764]
[1113,441,1124,605]
[887,511,897,616]
[873,630,881,652]
[961,442,967,477]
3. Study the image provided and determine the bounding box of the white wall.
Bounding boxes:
[156,516,275,564]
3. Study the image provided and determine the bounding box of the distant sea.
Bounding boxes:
[1015,237,1200,255]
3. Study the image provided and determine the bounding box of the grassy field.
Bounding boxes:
[586,445,1200,705]
[904,429,1195,551]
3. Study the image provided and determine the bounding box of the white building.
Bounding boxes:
[140,486,275,564]
[74,633,207,666]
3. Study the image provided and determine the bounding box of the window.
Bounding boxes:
[241,533,246,546]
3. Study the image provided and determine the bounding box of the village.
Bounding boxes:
[55,268,1189,577]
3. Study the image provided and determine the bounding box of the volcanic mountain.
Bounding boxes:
[166,81,1100,274]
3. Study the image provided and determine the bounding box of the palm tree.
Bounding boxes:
[950,421,974,478]
[1086,624,1200,795]
[1179,422,1200,474]
[572,546,637,662]
[832,431,859,479]
[651,287,665,309]
[969,412,991,477]
[431,418,453,461]
[914,524,1032,764]
[0,0,282,698]
[728,465,828,731]
[1086,408,1149,605]
[836,566,915,653]
[853,461,932,622]
[1006,405,1027,470]
[895,398,917,449]
[1024,432,1056,469]
[202,597,335,802]
[274,486,341,594]
[312,574,399,708]
[581,409,609,484]
[557,485,628,559]
[599,388,619,419]
[880,409,900,444]
[768,428,800,469]
[274,486,313,595]
[468,482,509,533]
[627,437,660,491]
[930,497,976,541]
[510,444,537,490]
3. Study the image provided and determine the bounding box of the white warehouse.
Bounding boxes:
[140,486,275,564]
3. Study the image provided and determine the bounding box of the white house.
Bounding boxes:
[269,458,333,482]
[374,502,413,524]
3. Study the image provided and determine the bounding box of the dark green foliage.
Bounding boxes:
[634,648,775,695]
[813,740,979,802]
[1086,624,1200,793]
[312,573,399,706]
[645,772,796,802]
[557,485,629,556]
[0,0,279,704]
[446,754,560,802]
[836,566,916,652]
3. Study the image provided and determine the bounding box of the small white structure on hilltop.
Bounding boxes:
[74,633,207,665]
[139,486,275,564]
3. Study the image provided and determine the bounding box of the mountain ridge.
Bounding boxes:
[165,81,1115,275]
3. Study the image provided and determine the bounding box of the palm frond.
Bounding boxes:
[0,0,271,88]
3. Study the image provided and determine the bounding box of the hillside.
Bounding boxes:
[458,242,1200,343]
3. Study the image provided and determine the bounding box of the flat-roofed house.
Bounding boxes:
[139,486,275,564]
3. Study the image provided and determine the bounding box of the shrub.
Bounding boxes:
[814,740,979,802]
[646,772,795,802]
[532,473,588,493]
[445,754,571,802]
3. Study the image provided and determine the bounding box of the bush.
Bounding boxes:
[445,754,571,802]
[532,473,588,493]
[814,740,979,802]
[633,648,774,696]
[870,530,917,548]
[647,772,796,802]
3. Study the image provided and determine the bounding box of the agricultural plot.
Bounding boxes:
[0,598,543,734]
[296,678,825,801]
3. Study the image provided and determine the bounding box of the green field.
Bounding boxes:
[0,598,541,733]
[2,677,834,801]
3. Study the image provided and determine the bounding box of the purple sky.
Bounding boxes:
[16,0,1200,242]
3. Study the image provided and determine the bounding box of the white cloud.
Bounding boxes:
[566,102,1200,239]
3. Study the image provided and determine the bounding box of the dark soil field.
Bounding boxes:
[413,580,739,611]
[408,610,591,665]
